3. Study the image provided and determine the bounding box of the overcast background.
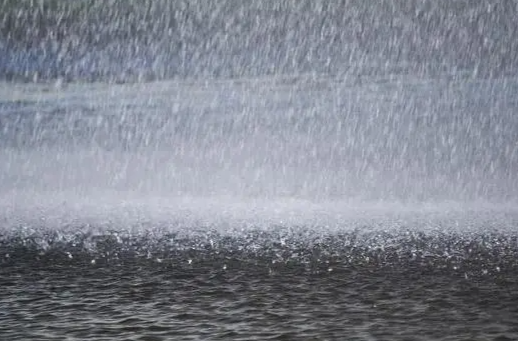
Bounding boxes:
[1,0,517,81]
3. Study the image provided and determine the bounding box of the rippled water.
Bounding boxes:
[1,74,518,340]
[2,216,518,340]
[2,201,518,340]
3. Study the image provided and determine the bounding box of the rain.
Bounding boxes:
[0,1,518,340]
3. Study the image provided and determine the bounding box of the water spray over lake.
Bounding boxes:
[1,1,518,340]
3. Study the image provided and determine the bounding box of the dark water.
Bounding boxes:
[2,216,518,340]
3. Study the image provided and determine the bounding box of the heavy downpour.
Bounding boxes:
[1,1,518,340]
